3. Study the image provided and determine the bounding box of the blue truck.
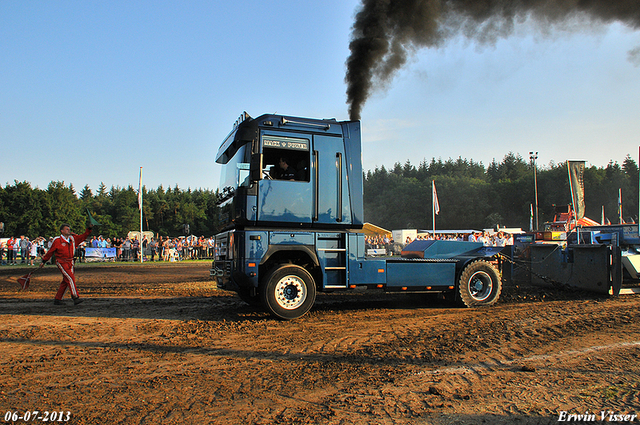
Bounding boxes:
[211,112,504,319]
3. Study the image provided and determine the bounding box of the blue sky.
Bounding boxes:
[2,1,639,193]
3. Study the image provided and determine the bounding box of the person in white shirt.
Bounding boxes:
[29,238,38,265]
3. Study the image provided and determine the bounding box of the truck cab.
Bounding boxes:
[214,112,363,230]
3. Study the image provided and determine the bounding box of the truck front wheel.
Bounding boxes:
[458,261,502,307]
[261,264,316,320]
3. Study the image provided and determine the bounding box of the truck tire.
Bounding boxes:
[261,264,316,320]
[458,260,502,307]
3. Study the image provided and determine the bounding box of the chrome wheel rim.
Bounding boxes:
[274,275,307,310]
[468,271,493,302]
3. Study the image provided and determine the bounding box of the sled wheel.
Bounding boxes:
[458,260,502,307]
[261,264,316,320]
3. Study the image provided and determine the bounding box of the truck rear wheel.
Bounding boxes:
[261,264,316,320]
[458,260,501,307]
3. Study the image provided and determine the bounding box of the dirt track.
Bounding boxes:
[1,262,639,424]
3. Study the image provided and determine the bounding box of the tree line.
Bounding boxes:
[1,152,637,238]
[364,153,639,231]
[0,182,219,239]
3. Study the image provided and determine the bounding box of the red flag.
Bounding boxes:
[17,272,33,290]
[567,161,585,220]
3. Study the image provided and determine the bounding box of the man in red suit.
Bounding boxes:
[41,223,93,305]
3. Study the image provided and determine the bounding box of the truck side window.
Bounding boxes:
[261,136,310,182]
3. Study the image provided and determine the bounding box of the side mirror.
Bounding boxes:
[250,153,262,182]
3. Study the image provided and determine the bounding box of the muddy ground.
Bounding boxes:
[0,262,639,424]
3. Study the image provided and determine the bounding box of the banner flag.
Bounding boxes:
[85,247,117,261]
[432,180,440,215]
[567,161,586,220]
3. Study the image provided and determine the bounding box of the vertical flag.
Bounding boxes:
[618,188,623,224]
[432,180,439,237]
[530,204,534,232]
[432,180,440,215]
[567,161,586,220]
[601,205,605,226]
[138,167,143,212]
[138,167,143,263]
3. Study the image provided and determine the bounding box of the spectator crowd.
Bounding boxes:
[1,229,514,265]
[365,231,514,256]
[0,234,217,265]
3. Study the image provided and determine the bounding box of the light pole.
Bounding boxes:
[529,152,539,231]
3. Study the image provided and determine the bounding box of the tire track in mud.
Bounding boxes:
[298,299,640,423]
[316,299,640,366]
[410,340,640,376]
[209,297,640,423]
[238,298,640,423]
[306,339,640,423]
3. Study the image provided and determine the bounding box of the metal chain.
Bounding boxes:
[497,252,572,290]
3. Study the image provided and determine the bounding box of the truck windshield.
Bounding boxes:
[218,144,251,192]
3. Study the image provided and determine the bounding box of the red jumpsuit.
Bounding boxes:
[42,228,92,300]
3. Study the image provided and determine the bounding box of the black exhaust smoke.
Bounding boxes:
[345,0,640,121]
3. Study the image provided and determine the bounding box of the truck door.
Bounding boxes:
[257,133,313,224]
[313,135,349,225]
